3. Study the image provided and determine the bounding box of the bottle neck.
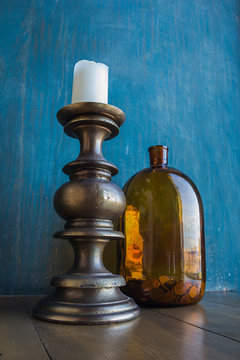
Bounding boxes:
[148,145,168,167]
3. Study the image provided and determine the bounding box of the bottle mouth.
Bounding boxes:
[148,145,169,167]
[148,145,168,152]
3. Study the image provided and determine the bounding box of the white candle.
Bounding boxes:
[71,60,108,104]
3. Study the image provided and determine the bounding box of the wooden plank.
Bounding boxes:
[202,292,240,307]
[0,297,49,360]
[154,295,240,342]
[25,296,240,360]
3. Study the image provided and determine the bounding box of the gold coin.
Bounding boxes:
[179,293,190,304]
[185,282,192,290]
[189,285,198,298]
[174,281,185,295]
[152,279,160,288]
[159,275,169,285]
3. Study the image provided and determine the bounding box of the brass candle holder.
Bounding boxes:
[33,102,140,324]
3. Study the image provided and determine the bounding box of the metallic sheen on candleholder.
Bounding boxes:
[33,102,140,324]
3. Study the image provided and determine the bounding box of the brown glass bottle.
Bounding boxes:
[119,145,206,306]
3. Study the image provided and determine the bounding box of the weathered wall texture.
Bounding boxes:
[0,0,239,294]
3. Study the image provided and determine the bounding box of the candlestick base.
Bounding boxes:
[34,297,139,325]
[33,102,140,324]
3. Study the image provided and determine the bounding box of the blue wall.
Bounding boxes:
[0,0,239,294]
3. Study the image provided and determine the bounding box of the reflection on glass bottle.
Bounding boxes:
[122,206,143,280]
[119,145,206,306]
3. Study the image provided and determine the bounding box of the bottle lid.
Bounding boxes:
[148,145,168,167]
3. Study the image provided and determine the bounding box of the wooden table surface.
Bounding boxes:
[1,292,240,360]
